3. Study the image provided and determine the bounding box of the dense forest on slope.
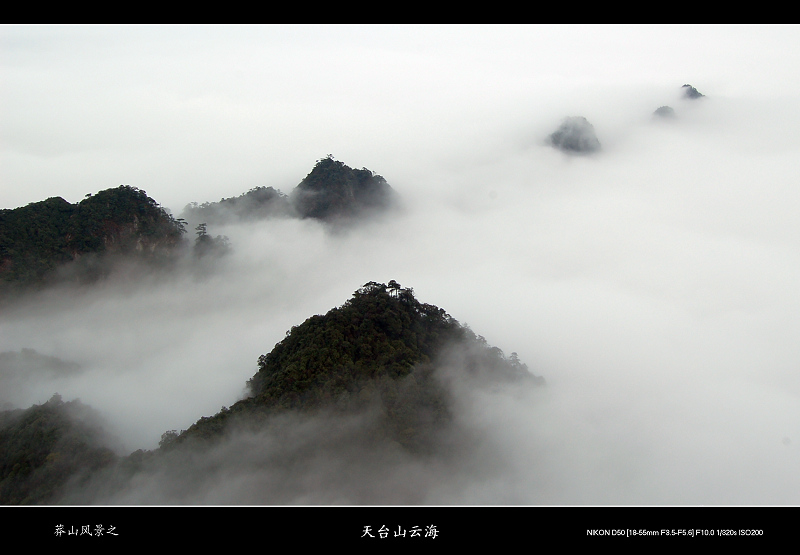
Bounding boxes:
[182,186,291,226]
[0,395,118,504]
[181,156,397,227]
[0,185,186,294]
[173,281,541,453]
[0,159,531,504]
[0,157,396,302]
[290,156,396,221]
[0,281,542,503]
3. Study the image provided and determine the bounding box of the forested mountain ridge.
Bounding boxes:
[290,156,396,221]
[1,157,395,300]
[181,156,397,226]
[0,394,118,505]
[182,186,291,226]
[173,281,542,453]
[0,185,186,294]
[0,281,542,503]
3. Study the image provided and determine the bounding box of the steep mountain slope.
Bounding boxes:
[0,395,118,504]
[1,282,541,504]
[182,186,292,226]
[289,156,397,222]
[174,281,541,453]
[181,156,397,228]
[0,185,186,294]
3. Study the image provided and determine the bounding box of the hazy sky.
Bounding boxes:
[2,24,800,504]
[4,24,800,210]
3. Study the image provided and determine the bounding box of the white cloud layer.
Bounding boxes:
[2,24,800,504]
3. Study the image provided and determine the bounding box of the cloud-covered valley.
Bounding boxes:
[2,25,800,504]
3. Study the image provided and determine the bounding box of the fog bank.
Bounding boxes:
[2,25,800,504]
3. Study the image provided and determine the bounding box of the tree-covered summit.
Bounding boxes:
[177,281,541,451]
[180,156,397,227]
[0,282,542,503]
[0,185,186,293]
[290,156,396,221]
[182,186,291,226]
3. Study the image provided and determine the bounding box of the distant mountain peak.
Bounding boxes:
[181,156,398,227]
[653,105,676,118]
[682,84,705,99]
[547,116,601,154]
[290,156,396,221]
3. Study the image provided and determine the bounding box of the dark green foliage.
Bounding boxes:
[290,156,396,221]
[193,223,231,259]
[245,282,461,407]
[0,395,118,504]
[177,281,541,453]
[0,283,542,502]
[158,430,179,450]
[0,185,186,293]
[0,197,76,287]
[181,157,396,228]
[66,186,183,254]
[182,186,291,225]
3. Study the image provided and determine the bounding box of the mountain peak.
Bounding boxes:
[0,185,185,295]
[682,84,705,99]
[547,116,601,154]
[177,281,542,452]
[290,156,396,221]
